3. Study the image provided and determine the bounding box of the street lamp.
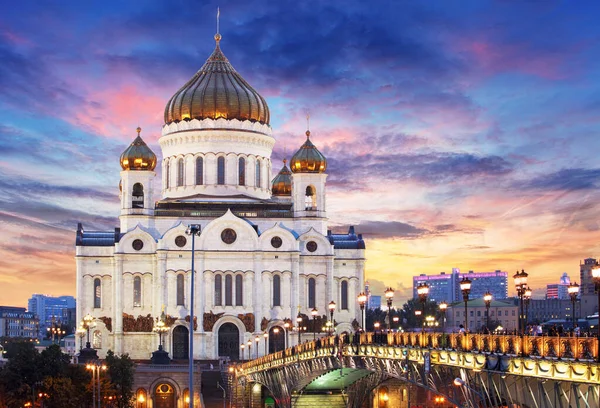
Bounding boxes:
[86,362,107,408]
[392,316,399,331]
[513,269,528,335]
[417,283,429,329]
[328,301,336,336]
[263,332,268,356]
[83,314,94,349]
[296,314,303,345]
[255,336,260,359]
[439,302,447,333]
[185,224,201,408]
[568,282,580,333]
[240,344,245,361]
[151,312,170,364]
[357,292,367,331]
[273,328,280,352]
[385,287,394,332]
[483,292,492,332]
[283,322,290,349]
[524,287,532,329]
[76,325,86,351]
[460,277,472,332]
[247,340,252,360]
[311,308,318,341]
[592,264,600,361]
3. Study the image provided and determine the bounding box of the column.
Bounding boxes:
[253,253,262,333]
[113,255,124,354]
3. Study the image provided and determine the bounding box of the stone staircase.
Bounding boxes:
[293,393,347,408]
[201,362,228,408]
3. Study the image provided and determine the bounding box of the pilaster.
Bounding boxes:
[113,255,124,354]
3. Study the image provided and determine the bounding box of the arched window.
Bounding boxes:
[235,275,243,306]
[217,157,225,185]
[215,275,222,306]
[238,157,245,186]
[225,275,233,306]
[132,183,144,209]
[255,159,261,188]
[308,278,316,309]
[176,274,184,306]
[165,160,170,189]
[273,275,281,307]
[177,158,184,187]
[341,281,348,310]
[195,157,203,185]
[305,185,316,210]
[133,276,142,307]
[94,278,101,308]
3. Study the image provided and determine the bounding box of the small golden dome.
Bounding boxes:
[271,159,292,196]
[290,131,327,173]
[120,127,157,171]
[164,34,270,125]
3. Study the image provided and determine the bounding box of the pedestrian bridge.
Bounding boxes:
[228,332,600,408]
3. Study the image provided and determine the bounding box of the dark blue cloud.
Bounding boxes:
[519,168,600,191]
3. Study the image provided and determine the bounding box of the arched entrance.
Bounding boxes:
[269,326,285,353]
[218,323,239,361]
[172,326,188,360]
[154,383,175,408]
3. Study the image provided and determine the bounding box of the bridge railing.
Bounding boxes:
[237,331,598,373]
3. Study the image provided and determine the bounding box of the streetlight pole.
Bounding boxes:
[417,283,429,330]
[241,344,245,361]
[311,308,318,341]
[86,363,106,408]
[483,292,492,332]
[357,292,367,331]
[273,328,280,352]
[296,314,303,345]
[592,264,600,362]
[385,287,394,333]
[439,302,447,333]
[83,314,94,349]
[328,301,336,336]
[568,282,580,332]
[255,336,259,359]
[185,224,201,408]
[283,322,289,349]
[392,316,399,332]
[263,332,268,356]
[524,287,532,331]
[247,340,252,360]
[513,269,528,335]
[460,277,472,332]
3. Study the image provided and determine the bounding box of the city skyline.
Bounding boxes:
[1,1,600,307]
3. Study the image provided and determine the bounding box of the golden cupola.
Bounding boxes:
[290,130,327,173]
[164,34,270,125]
[271,159,292,196]
[120,127,157,171]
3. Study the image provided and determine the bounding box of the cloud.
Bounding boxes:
[518,168,600,191]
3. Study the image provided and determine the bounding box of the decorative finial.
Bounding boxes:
[305,112,311,137]
[306,130,311,138]
[283,158,287,165]
[214,7,221,43]
[136,126,142,135]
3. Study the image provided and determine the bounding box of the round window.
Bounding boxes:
[221,228,237,244]
[306,241,318,252]
[175,235,187,248]
[271,236,282,249]
[132,239,144,251]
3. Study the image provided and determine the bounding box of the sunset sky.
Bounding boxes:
[1,1,600,307]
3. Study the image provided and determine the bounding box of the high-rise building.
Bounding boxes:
[368,296,382,310]
[546,273,571,300]
[0,306,39,339]
[580,258,597,295]
[413,268,508,303]
[27,294,76,337]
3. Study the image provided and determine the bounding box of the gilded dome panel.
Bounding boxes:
[271,160,292,196]
[164,36,270,126]
[290,131,327,173]
[120,128,157,171]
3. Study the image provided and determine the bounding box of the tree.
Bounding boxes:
[402,298,440,329]
[0,341,41,407]
[105,350,136,408]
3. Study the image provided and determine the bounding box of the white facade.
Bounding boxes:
[75,38,365,362]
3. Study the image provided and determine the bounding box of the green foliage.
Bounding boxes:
[105,350,136,408]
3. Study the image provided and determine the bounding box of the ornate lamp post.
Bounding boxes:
[296,314,303,345]
[568,282,580,332]
[273,328,280,352]
[385,287,394,332]
[392,316,399,331]
[460,277,472,332]
[357,292,367,331]
[513,269,528,335]
[185,224,201,408]
[86,362,107,408]
[524,287,532,330]
[592,264,600,361]
[283,322,290,349]
[414,310,422,329]
[255,336,260,359]
[263,332,268,356]
[151,312,170,364]
[483,292,492,332]
[76,325,86,351]
[311,308,318,341]
[83,314,94,348]
[247,340,252,360]
[328,301,336,336]
[439,302,448,333]
[417,283,429,329]
[240,344,245,361]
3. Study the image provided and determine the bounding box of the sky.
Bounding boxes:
[1,0,600,307]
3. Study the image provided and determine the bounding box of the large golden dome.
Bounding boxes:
[290,131,327,173]
[271,159,292,196]
[164,34,270,125]
[120,127,157,171]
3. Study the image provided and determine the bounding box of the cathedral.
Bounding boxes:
[75,31,366,362]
